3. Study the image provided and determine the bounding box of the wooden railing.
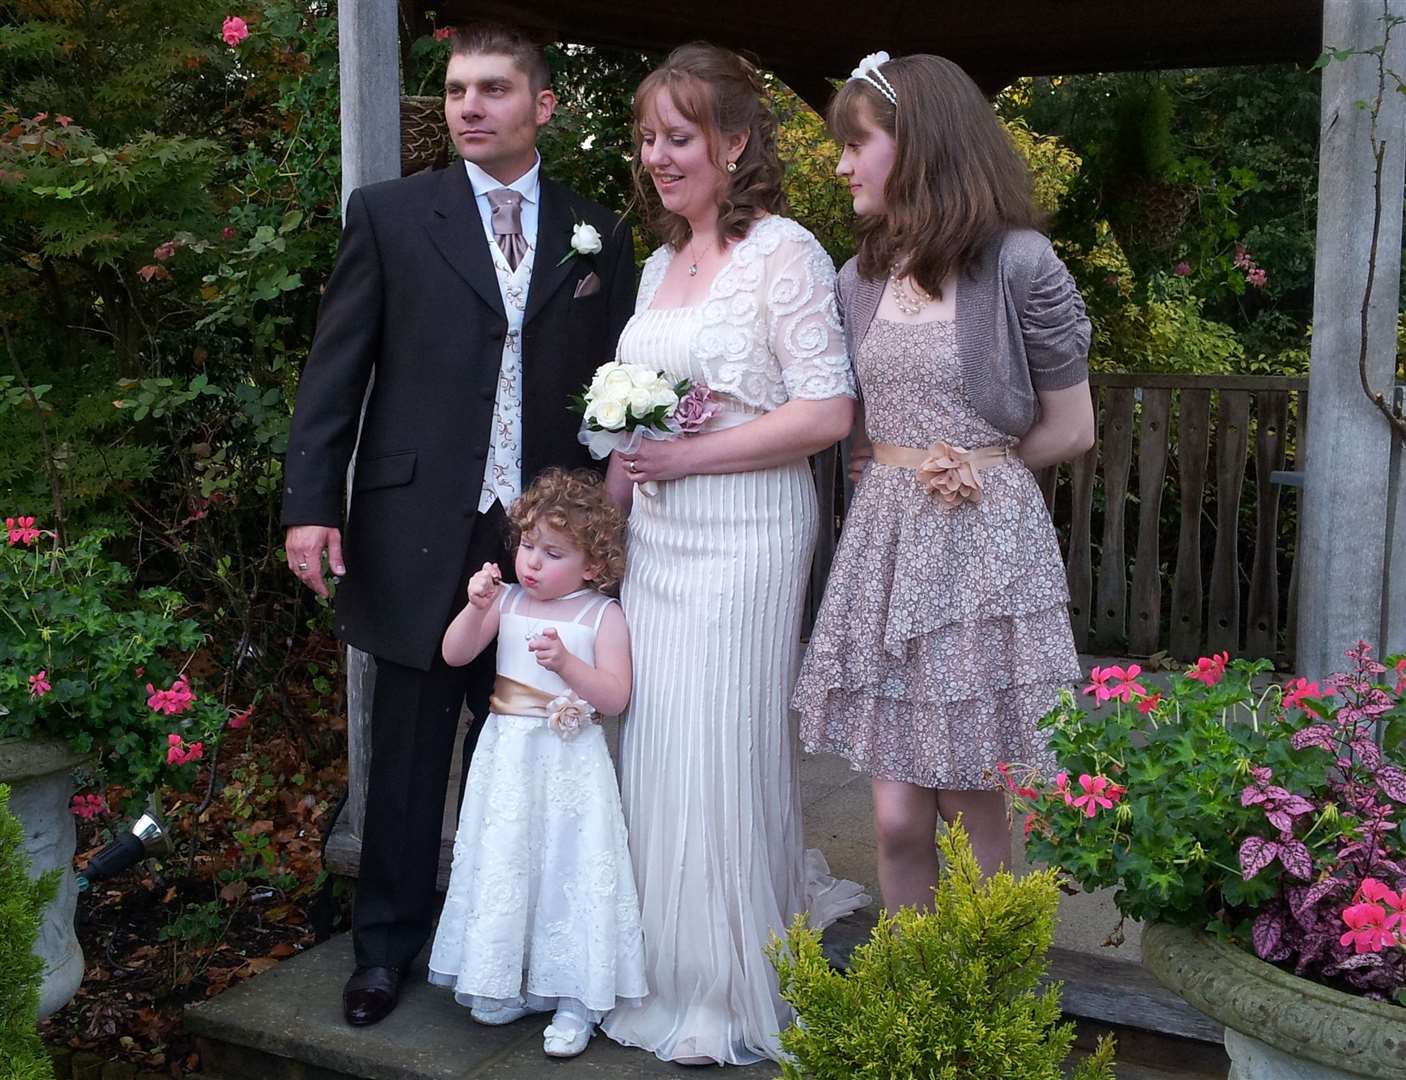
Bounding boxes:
[809,373,1309,668]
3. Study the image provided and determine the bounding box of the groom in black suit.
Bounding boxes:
[280,22,635,1025]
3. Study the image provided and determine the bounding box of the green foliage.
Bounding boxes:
[1091,272,1244,374]
[767,824,1116,1080]
[0,528,229,794]
[0,784,57,1080]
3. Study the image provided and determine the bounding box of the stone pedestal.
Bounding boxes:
[0,737,85,1019]
[1142,922,1406,1080]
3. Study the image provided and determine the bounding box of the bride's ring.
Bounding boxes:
[627,461,638,473]
[297,562,309,571]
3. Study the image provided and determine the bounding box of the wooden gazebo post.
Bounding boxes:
[329,0,400,860]
[1298,0,1406,679]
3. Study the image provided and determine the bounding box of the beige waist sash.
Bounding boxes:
[870,440,1015,507]
[488,674,556,718]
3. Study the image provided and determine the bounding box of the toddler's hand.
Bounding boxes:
[528,627,569,672]
[467,562,502,610]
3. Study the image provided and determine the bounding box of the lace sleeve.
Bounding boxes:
[635,245,673,313]
[763,226,856,402]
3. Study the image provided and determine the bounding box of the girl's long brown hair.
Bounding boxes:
[631,43,788,251]
[828,54,1043,298]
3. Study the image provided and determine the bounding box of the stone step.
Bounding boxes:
[188,921,1228,1080]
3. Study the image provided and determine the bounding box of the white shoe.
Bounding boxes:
[471,1000,541,1026]
[542,1011,593,1058]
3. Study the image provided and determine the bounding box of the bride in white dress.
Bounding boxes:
[600,44,869,1066]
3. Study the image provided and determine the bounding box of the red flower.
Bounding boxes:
[56,115,72,127]
[1173,261,1191,276]
[33,111,47,123]
[28,670,51,698]
[1136,691,1162,715]
[433,27,453,41]
[1083,664,1147,705]
[166,734,205,766]
[222,15,250,47]
[1071,773,1123,817]
[222,226,237,240]
[1053,771,1075,806]
[1282,676,1332,711]
[1339,901,1400,954]
[1247,267,1267,288]
[1187,652,1229,686]
[6,515,41,545]
[70,794,108,820]
[1394,657,1406,694]
[137,264,170,283]
[153,240,176,262]
[228,704,253,730]
[147,675,196,716]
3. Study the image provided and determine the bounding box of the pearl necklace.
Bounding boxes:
[890,267,933,316]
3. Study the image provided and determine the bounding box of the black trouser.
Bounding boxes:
[351,503,510,973]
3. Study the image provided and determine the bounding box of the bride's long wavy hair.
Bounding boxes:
[828,54,1043,298]
[630,43,788,251]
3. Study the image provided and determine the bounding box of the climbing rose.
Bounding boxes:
[28,670,51,697]
[222,16,249,47]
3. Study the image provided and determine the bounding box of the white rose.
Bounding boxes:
[601,368,635,396]
[627,364,658,389]
[589,361,620,393]
[627,387,658,418]
[590,397,627,430]
[571,222,603,256]
[649,377,679,410]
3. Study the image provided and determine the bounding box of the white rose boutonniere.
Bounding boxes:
[557,221,603,265]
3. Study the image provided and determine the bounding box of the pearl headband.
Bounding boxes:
[850,51,898,107]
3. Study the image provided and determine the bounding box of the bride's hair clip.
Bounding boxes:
[850,51,898,107]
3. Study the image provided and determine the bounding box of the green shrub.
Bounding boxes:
[767,824,1116,1080]
[0,784,58,1080]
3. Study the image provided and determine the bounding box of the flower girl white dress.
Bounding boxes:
[428,585,647,1031]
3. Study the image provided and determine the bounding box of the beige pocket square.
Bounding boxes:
[573,272,602,299]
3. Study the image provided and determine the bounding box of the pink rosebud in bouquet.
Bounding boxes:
[28,670,51,697]
[222,15,250,47]
[674,384,720,434]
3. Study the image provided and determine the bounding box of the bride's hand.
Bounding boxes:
[620,438,692,486]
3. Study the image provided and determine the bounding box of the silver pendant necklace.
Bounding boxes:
[687,237,702,277]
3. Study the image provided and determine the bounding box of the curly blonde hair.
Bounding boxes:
[506,468,627,595]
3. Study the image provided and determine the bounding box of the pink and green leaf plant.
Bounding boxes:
[1005,643,1406,1005]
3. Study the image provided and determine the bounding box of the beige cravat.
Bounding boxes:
[485,188,528,271]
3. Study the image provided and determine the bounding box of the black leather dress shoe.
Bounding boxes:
[343,965,401,1026]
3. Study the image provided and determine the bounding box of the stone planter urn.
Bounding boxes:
[1141,921,1406,1079]
[0,737,85,1020]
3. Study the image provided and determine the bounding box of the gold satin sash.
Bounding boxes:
[488,674,556,718]
[870,440,1014,508]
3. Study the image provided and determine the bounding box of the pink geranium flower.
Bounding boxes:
[28,670,51,697]
[222,16,249,47]
[1136,691,1162,715]
[70,794,108,820]
[1282,676,1333,711]
[1173,261,1191,276]
[1070,773,1124,817]
[147,675,196,716]
[1082,664,1147,705]
[1187,652,1229,686]
[1358,878,1406,917]
[1339,901,1400,954]
[6,515,41,545]
[166,734,205,766]
[153,241,176,262]
[1053,771,1075,806]
[228,704,253,730]
[1247,267,1267,288]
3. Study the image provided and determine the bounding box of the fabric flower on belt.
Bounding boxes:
[547,692,596,740]
[916,441,984,507]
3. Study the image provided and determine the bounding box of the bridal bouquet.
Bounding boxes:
[573,361,719,493]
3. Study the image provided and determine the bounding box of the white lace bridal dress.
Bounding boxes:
[601,215,870,1065]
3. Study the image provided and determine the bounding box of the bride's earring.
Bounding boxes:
[726,161,737,173]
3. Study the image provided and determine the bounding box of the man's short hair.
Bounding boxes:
[449,22,552,94]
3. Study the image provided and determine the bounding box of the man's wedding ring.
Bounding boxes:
[627,461,638,473]
[297,561,309,571]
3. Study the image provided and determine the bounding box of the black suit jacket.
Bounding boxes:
[281,164,636,669]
